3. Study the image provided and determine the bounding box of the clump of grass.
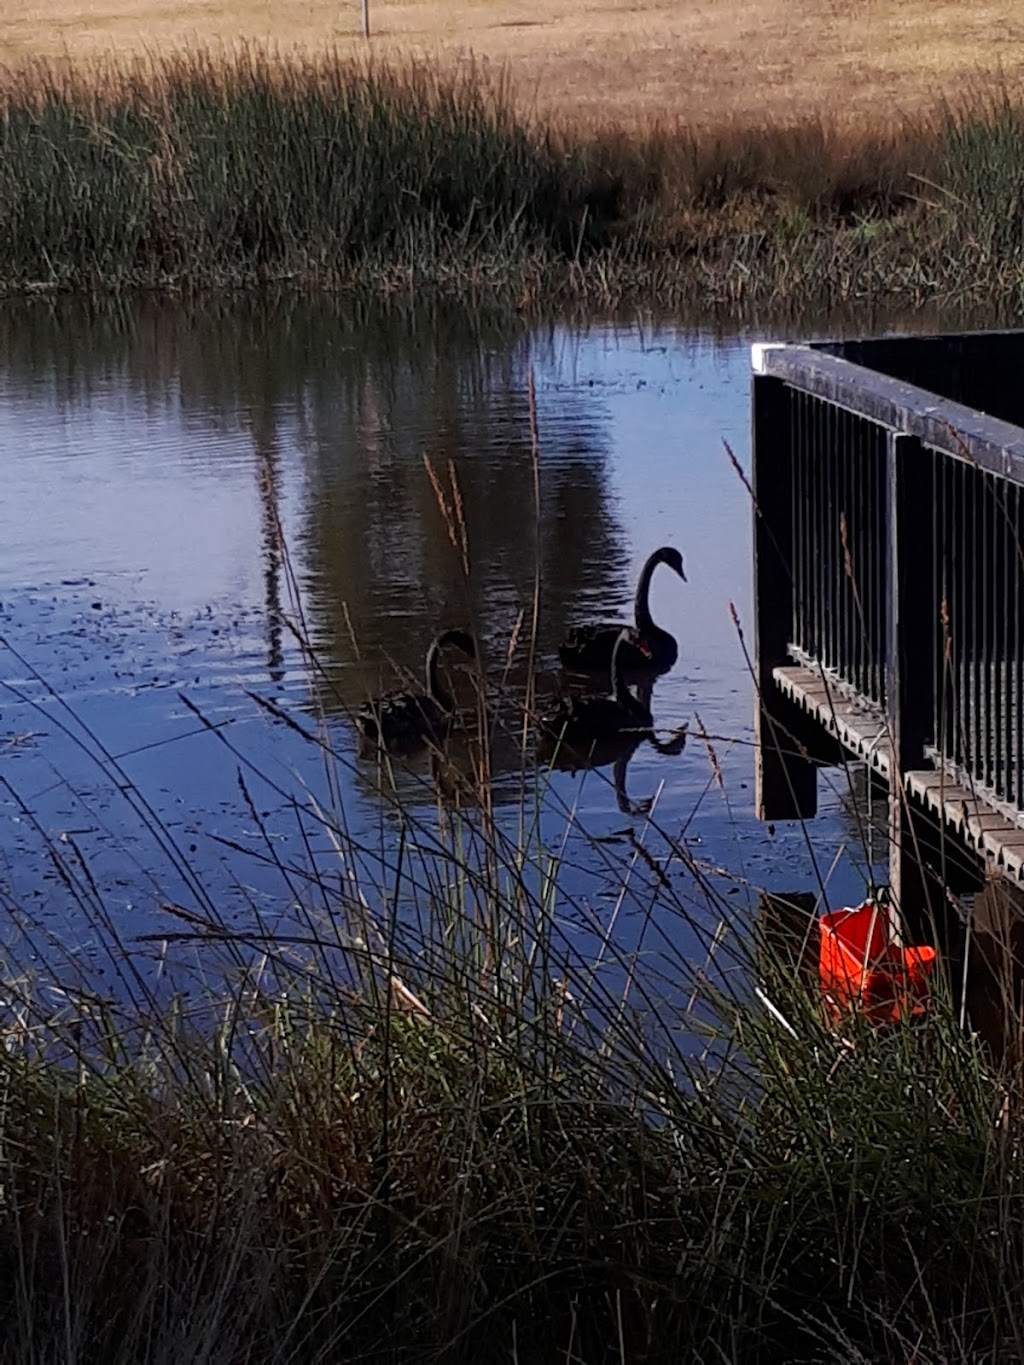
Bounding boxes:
[5,49,1024,309]
[1,444,1024,1365]
[0,48,588,293]
[0,874,1020,1363]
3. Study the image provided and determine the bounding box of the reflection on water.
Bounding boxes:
[0,294,960,982]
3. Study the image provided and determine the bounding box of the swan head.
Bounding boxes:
[656,546,687,583]
[437,628,477,658]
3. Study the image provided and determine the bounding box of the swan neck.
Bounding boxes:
[426,640,454,711]
[634,555,658,630]
[611,637,631,704]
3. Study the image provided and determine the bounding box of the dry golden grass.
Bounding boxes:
[3,0,1023,130]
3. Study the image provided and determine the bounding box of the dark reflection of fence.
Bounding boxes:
[753,331,1024,940]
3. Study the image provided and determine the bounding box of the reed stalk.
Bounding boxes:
[0,51,1024,309]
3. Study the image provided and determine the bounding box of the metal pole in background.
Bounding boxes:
[362,0,370,38]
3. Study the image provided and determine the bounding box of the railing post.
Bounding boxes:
[887,434,933,772]
[752,370,817,820]
[887,433,952,940]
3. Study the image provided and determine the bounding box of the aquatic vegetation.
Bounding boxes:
[3,50,1024,309]
[0,740,1018,1363]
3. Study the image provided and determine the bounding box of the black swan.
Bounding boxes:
[357,628,476,750]
[540,627,653,755]
[559,545,686,675]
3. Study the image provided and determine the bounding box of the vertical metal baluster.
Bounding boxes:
[852,412,860,691]
[805,393,813,654]
[981,470,988,786]
[841,409,850,684]
[1017,484,1022,808]
[857,414,866,696]
[804,393,814,659]
[802,393,812,655]
[819,395,824,666]
[868,419,875,697]
[992,475,1001,796]
[962,461,970,772]
[954,460,964,769]
[962,461,971,773]
[1004,480,1010,797]
[801,391,810,657]
[830,401,835,674]
[817,397,827,669]
[884,429,891,708]
[977,464,988,786]
[1016,485,1023,808]
[790,390,800,652]
[936,456,945,761]
[878,431,886,705]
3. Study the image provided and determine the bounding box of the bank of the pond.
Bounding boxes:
[4,50,1024,310]
[0,914,1018,1365]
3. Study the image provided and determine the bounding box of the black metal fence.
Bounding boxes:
[754,332,1024,822]
[789,386,888,707]
[933,457,1024,809]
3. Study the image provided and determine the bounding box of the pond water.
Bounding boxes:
[0,295,949,998]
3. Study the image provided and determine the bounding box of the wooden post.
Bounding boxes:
[752,369,818,820]
[362,0,370,38]
[886,432,974,942]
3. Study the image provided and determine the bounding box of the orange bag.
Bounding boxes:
[819,901,936,1027]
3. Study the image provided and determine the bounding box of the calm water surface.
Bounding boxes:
[0,297,939,990]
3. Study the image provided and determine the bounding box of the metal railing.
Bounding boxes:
[789,386,888,706]
[933,456,1024,809]
[753,334,1024,822]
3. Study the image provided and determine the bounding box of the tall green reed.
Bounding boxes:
[0,391,1023,1363]
[0,50,585,292]
[5,50,1024,309]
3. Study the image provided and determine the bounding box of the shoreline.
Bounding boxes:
[0,51,1021,312]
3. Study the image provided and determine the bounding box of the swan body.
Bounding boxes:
[541,628,653,757]
[559,546,686,676]
[357,629,476,751]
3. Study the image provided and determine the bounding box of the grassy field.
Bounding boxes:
[4,0,1024,129]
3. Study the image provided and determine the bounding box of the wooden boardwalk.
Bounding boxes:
[752,331,1024,940]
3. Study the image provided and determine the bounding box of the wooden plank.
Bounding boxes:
[904,769,1024,881]
[752,343,1024,487]
[775,662,1015,887]
[773,663,892,776]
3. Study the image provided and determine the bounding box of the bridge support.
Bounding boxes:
[886,434,985,942]
[753,373,819,821]
[887,433,937,939]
